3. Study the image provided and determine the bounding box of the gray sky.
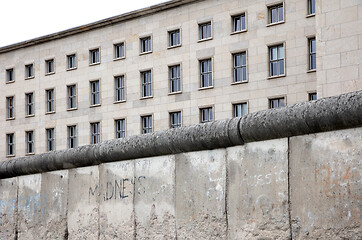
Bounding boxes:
[0,0,167,47]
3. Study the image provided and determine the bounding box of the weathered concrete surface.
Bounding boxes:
[39,170,68,239]
[135,156,176,239]
[175,149,227,239]
[0,177,17,240]
[227,139,290,239]
[17,174,42,240]
[67,166,99,240]
[99,161,135,239]
[290,128,362,239]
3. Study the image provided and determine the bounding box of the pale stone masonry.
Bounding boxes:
[0,0,361,159]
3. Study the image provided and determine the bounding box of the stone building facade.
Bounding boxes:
[0,0,361,159]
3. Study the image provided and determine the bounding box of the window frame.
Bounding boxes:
[309,92,317,101]
[308,37,316,71]
[168,29,181,48]
[200,106,214,123]
[141,70,153,98]
[67,125,77,149]
[25,130,35,155]
[114,75,126,103]
[307,0,316,16]
[6,133,15,157]
[90,122,101,144]
[233,102,248,117]
[115,118,126,139]
[114,42,125,60]
[232,52,248,83]
[66,53,77,70]
[268,43,286,78]
[269,97,286,109]
[199,58,213,89]
[25,92,35,117]
[46,128,55,152]
[67,84,77,110]
[141,115,153,134]
[45,88,55,114]
[89,48,100,65]
[6,68,15,83]
[6,96,15,120]
[169,111,182,129]
[267,2,285,26]
[90,80,101,107]
[25,63,34,79]
[45,58,55,75]
[231,13,247,34]
[198,21,212,41]
[169,64,182,94]
[140,36,152,54]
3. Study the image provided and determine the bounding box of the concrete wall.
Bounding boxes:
[1,127,360,239]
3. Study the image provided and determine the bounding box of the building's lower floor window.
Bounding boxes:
[68,125,77,148]
[200,107,213,123]
[7,133,15,156]
[233,103,248,117]
[170,111,182,128]
[115,119,126,138]
[26,131,34,154]
[269,97,285,109]
[141,115,153,134]
[309,92,317,101]
[90,122,101,144]
[46,128,55,151]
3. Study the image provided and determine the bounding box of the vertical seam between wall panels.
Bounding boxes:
[64,173,70,240]
[15,178,19,240]
[133,160,137,240]
[225,149,229,239]
[174,155,178,240]
[288,137,293,239]
[97,167,100,240]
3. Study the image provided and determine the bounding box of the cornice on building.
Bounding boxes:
[0,0,202,54]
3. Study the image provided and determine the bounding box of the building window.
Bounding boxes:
[169,65,181,93]
[270,97,285,109]
[67,54,77,69]
[115,119,126,138]
[233,52,247,82]
[90,48,100,64]
[67,85,77,109]
[45,89,55,113]
[90,80,100,106]
[200,107,213,123]
[115,76,125,102]
[7,133,15,156]
[25,64,34,79]
[6,68,14,83]
[46,128,55,152]
[45,59,55,74]
[232,14,246,32]
[90,122,101,144]
[6,96,15,119]
[68,125,77,148]
[141,115,153,134]
[309,92,317,101]
[26,131,34,154]
[233,103,248,117]
[114,42,125,59]
[308,0,315,15]
[309,38,316,70]
[170,111,182,128]
[268,4,284,24]
[25,92,34,116]
[199,22,212,40]
[168,29,181,47]
[269,44,285,77]
[141,70,152,98]
[200,59,213,88]
[140,36,152,53]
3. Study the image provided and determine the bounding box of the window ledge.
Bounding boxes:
[140,96,153,100]
[6,117,15,121]
[25,76,35,80]
[66,67,77,71]
[231,80,248,85]
[90,104,101,108]
[168,91,182,95]
[307,69,316,73]
[139,51,152,56]
[230,29,247,35]
[67,108,78,111]
[113,57,126,61]
[6,155,15,158]
[167,44,182,49]
[198,86,214,91]
[25,153,35,156]
[25,114,35,118]
[198,37,213,43]
[89,62,101,66]
[113,100,126,104]
[306,13,315,18]
[45,72,55,76]
[6,81,15,84]
[266,21,285,27]
[45,111,56,115]
[268,74,286,80]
